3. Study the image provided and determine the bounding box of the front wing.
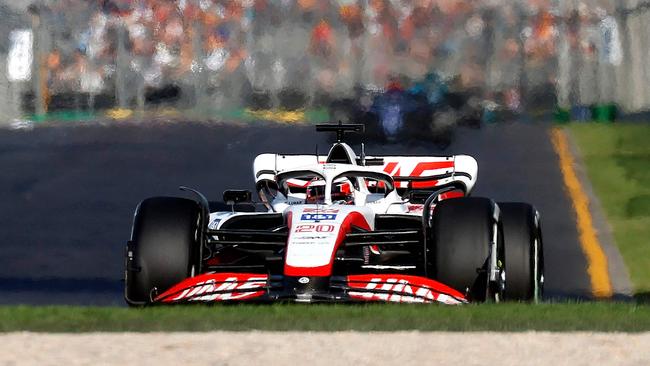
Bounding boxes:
[154,273,467,305]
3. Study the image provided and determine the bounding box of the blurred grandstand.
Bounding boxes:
[1,0,649,124]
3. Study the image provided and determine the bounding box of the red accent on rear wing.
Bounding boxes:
[376,159,455,189]
[376,156,478,193]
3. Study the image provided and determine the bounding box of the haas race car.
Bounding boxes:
[124,123,544,305]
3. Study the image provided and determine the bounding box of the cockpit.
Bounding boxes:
[305,178,355,205]
[268,165,397,209]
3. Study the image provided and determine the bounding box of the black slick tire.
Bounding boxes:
[429,197,503,302]
[125,197,201,305]
[499,202,544,302]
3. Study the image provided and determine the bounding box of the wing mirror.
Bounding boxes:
[223,190,252,205]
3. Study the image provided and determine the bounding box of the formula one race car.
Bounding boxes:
[329,74,484,147]
[124,123,544,305]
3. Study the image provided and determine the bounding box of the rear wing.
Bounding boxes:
[366,155,477,193]
[253,153,477,194]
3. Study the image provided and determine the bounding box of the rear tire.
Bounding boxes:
[499,202,544,302]
[428,197,504,302]
[125,197,201,305]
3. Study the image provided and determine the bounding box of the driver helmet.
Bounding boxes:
[305,180,326,204]
[332,180,354,204]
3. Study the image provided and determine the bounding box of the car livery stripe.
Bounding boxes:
[154,273,268,303]
[383,162,399,176]
[409,161,455,176]
[383,161,455,178]
[347,274,467,304]
[410,180,439,189]
[383,161,456,189]
[284,211,370,277]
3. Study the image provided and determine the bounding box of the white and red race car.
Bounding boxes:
[124,123,544,305]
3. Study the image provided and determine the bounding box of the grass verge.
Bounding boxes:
[2,303,650,332]
[568,123,650,296]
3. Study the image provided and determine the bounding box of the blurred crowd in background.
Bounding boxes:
[0,0,645,122]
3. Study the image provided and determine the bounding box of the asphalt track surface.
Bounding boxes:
[0,121,590,305]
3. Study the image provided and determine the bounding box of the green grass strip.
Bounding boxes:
[568,123,650,295]
[2,303,650,332]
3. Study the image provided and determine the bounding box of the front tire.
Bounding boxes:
[428,197,505,302]
[499,202,544,302]
[125,197,201,305]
